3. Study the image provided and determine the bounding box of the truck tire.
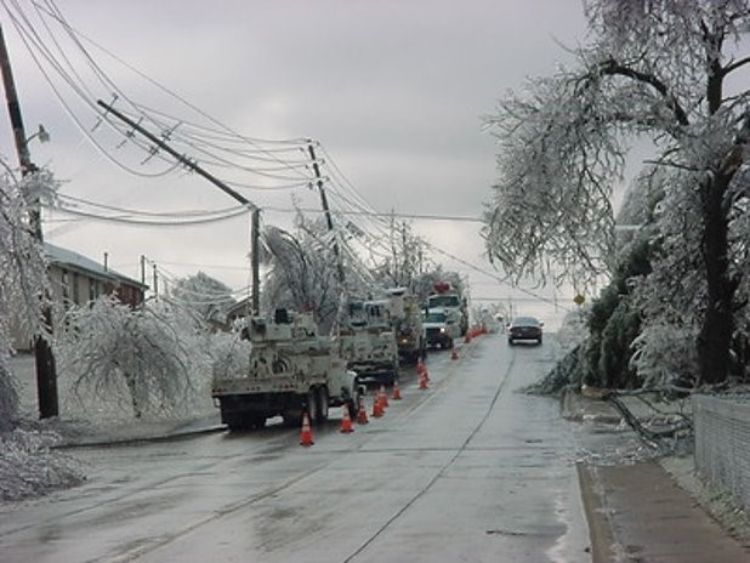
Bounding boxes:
[306,387,320,425]
[316,386,329,424]
[347,383,364,419]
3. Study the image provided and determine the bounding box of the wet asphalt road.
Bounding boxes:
[0,334,591,562]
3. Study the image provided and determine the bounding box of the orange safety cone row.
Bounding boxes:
[379,385,389,408]
[356,397,369,425]
[371,394,384,418]
[340,405,354,433]
[300,412,314,446]
[391,380,402,400]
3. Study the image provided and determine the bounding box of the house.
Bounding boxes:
[11,243,149,350]
[44,243,148,309]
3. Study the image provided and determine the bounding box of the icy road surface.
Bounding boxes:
[0,334,590,562]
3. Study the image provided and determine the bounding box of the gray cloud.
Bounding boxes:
[1,0,588,324]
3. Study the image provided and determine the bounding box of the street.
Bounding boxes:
[0,334,591,562]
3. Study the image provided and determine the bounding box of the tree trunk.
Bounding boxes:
[697,173,734,385]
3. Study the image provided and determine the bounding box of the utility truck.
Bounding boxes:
[211,309,362,431]
[426,281,469,336]
[338,297,400,385]
[387,287,426,363]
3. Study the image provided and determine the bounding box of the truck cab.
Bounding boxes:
[423,307,458,349]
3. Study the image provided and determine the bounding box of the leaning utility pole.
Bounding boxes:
[307,143,345,284]
[251,208,260,314]
[0,23,59,418]
[98,100,262,312]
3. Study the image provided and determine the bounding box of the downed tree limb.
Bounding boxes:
[604,393,692,450]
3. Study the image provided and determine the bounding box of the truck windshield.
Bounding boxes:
[428,295,460,308]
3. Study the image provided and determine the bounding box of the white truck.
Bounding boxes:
[423,307,459,349]
[387,288,426,363]
[211,309,362,431]
[337,298,400,385]
[426,282,469,336]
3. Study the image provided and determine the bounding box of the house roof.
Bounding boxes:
[44,242,148,289]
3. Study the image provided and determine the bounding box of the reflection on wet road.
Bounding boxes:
[0,334,590,562]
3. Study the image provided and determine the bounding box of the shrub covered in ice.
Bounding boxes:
[0,429,84,501]
[55,296,210,419]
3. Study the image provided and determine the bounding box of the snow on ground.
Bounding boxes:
[2,353,219,502]
[0,429,84,502]
[11,353,217,440]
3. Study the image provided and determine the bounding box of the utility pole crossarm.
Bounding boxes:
[97,100,257,211]
[99,100,265,317]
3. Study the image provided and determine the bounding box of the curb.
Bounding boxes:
[577,462,620,563]
[54,424,227,449]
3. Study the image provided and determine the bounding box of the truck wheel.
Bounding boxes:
[306,387,320,425]
[347,384,364,419]
[316,386,329,424]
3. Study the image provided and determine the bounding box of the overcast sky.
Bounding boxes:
[0,0,591,325]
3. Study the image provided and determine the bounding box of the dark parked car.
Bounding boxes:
[508,316,543,345]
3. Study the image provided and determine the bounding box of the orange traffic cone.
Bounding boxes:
[423,365,430,382]
[416,358,426,375]
[391,380,402,400]
[451,348,459,360]
[379,385,389,408]
[372,395,384,418]
[356,397,369,425]
[340,405,354,433]
[300,412,314,446]
[419,371,429,390]
[464,332,472,344]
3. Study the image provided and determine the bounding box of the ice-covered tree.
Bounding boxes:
[0,168,57,430]
[483,0,750,385]
[170,271,237,324]
[55,296,209,418]
[261,213,371,332]
[372,217,429,291]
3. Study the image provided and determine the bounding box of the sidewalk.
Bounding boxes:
[579,461,750,562]
[569,391,750,562]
